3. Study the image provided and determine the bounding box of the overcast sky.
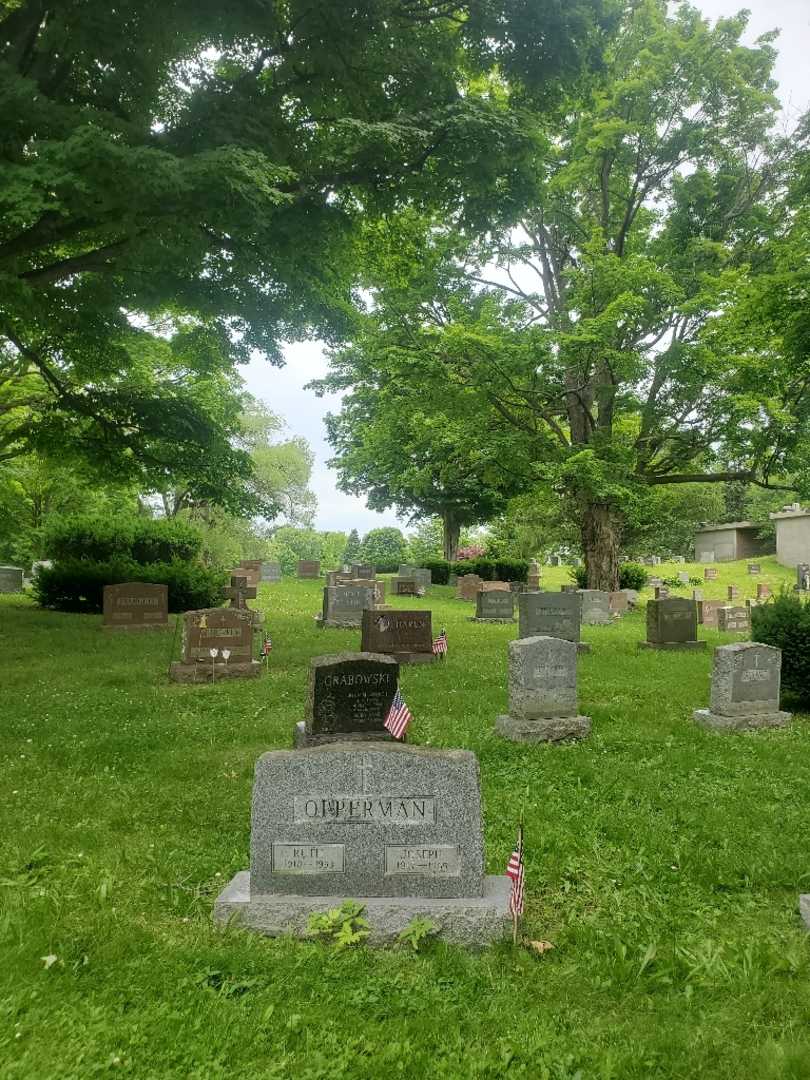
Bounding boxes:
[242,0,810,536]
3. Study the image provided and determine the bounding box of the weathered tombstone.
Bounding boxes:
[214,743,511,945]
[518,591,588,652]
[480,580,510,592]
[352,578,387,606]
[797,564,810,591]
[316,585,376,629]
[456,574,483,601]
[393,578,420,597]
[297,560,321,579]
[561,584,578,593]
[698,599,725,629]
[747,563,761,575]
[238,560,263,587]
[756,583,771,600]
[640,597,704,650]
[649,577,664,589]
[548,555,560,567]
[102,582,169,631]
[170,607,260,682]
[654,585,670,600]
[621,588,640,608]
[672,556,686,564]
[608,590,629,616]
[727,584,740,601]
[693,642,791,731]
[261,561,282,583]
[527,560,541,590]
[361,610,436,664]
[294,653,399,746]
[398,564,416,578]
[677,571,690,585]
[411,568,432,590]
[651,555,661,565]
[717,606,750,633]
[704,566,719,580]
[692,588,704,603]
[0,566,23,593]
[495,637,591,743]
[578,589,611,625]
[470,590,515,623]
[351,563,375,580]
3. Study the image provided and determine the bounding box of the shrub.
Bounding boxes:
[358,527,408,570]
[32,559,224,614]
[750,592,810,701]
[43,514,203,564]
[570,562,649,590]
[423,559,451,585]
[452,557,529,582]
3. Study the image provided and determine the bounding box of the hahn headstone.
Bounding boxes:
[495,637,591,743]
[693,642,791,731]
[213,743,511,946]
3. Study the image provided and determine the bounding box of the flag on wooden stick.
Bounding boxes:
[432,628,448,657]
[384,687,412,740]
[260,635,272,659]
[506,823,525,918]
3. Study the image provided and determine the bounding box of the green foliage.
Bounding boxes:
[32,559,223,614]
[422,559,452,585]
[455,557,529,583]
[750,593,810,702]
[396,916,439,953]
[266,527,347,574]
[572,562,649,591]
[42,514,202,565]
[358,528,408,573]
[343,529,361,564]
[306,901,370,950]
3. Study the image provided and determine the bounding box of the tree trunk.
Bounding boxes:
[581,502,621,590]
[441,509,460,562]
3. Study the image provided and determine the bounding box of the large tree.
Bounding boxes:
[325,2,809,587]
[0,0,609,478]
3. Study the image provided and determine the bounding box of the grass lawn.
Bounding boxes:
[2,556,810,1079]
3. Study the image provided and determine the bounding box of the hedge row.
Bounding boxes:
[42,514,203,565]
[33,559,224,614]
[571,563,650,591]
[751,592,810,701]
[422,558,530,585]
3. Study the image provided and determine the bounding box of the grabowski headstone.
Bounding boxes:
[261,561,282,582]
[213,743,511,946]
[470,589,515,623]
[704,567,719,580]
[456,574,483,601]
[316,585,376,629]
[698,599,724,629]
[294,653,399,747]
[693,642,791,731]
[297,560,321,579]
[640,598,704,651]
[102,582,168,631]
[519,592,589,653]
[718,606,750,633]
[578,589,611,625]
[495,636,591,743]
[361,610,436,664]
[170,607,260,682]
[748,563,761,575]
[0,566,23,593]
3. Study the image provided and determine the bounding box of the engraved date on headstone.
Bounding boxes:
[271,844,345,873]
[384,846,461,877]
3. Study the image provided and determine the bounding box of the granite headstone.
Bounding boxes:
[694,642,791,731]
[495,636,591,742]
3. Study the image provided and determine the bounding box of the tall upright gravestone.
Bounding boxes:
[214,743,511,945]
[261,561,282,583]
[169,608,260,682]
[518,592,588,653]
[693,642,791,731]
[102,582,168,631]
[297,560,321,579]
[496,636,591,742]
[294,653,399,747]
[456,575,483,601]
[578,590,612,625]
[640,598,704,650]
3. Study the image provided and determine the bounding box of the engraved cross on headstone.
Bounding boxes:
[223,574,256,610]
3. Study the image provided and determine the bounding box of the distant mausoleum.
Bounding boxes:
[769,505,810,569]
[693,522,773,563]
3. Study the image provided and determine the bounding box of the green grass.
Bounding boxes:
[1,557,809,1079]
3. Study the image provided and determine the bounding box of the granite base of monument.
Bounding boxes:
[495,713,592,743]
[467,616,516,624]
[314,614,363,629]
[692,708,792,732]
[638,640,707,651]
[169,659,262,683]
[214,871,511,948]
[391,650,438,665]
[293,720,396,747]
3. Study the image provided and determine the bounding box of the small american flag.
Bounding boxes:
[384,687,412,740]
[506,824,525,917]
[432,628,448,656]
[261,635,272,657]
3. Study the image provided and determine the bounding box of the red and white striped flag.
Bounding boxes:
[261,635,272,657]
[384,687,412,740]
[506,824,525,917]
[432,628,448,656]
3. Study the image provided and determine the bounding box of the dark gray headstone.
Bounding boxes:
[319,585,375,628]
[641,598,704,650]
[473,590,515,622]
[297,653,399,745]
[578,590,611,625]
[518,591,582,645]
